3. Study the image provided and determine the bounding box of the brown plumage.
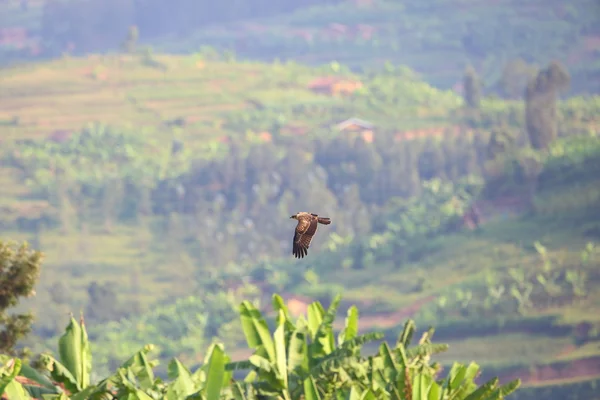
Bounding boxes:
[290,212,331,258]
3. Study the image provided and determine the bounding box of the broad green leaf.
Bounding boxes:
[394,343,409,369]
[203,344,226,400]
[307,302,325,339]
[359,389,376,400]
[230,381,248,400]
[378,342,397,382]
[449,363,467,391]
[120,345,156,390]
[58,316,84,391]
[344,386,361,400]
[339,305,359,345]
[248,355,284,389]
[239,301,276,362]
[80,315,92,389]
[18,363,58,392]
[274,310,288,389]
[428,380,441,400]
[396,320,415,348]
[370,361,387,392]
[166,358,195,399]
[447,362,481,400]
[134,389,154,400]
[463,377,498,400]
[23,386,61,399]
[287,329,309,375]
[0,358,21,395]
[394,367,409,399]
[412,373,433,400]
[70,385,104,400]
[303,376,321,400]
[272,294,294,331]
[498,379,521,397]
[463,362,480,383]
[41,355,79,395]
[311,295,342,357]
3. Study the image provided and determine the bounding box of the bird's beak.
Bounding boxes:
[290,215,295,219]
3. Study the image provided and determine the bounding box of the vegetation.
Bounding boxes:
[0,241,42,358]
[2,0,600,94]
[1,292,521,399]
[0,23,599,399]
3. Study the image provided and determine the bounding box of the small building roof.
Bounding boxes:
[334,117,375,131]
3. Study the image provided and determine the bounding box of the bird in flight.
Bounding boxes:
[290,212,331,258]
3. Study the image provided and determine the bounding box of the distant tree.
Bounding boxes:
[500,58,538,99]
[417,139,445,181]
[48,281,70,305]
[525,61,571,150]
[463,65,482,109]
[85,281,122,323]
[0,240,42,357]
[121,25,139,53]
[487,125,517,160]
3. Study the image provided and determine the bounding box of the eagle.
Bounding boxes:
[289,212,331,258]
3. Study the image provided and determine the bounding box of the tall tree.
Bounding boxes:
[0,240,42,357]
[463,65,482,109]
[85,281,123,324]
[525,61,571,150]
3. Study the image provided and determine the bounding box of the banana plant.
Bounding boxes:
[226,294,521,400]
[37,314,93,397]
[1,357,31,400]
[565,270,587,298]
[509,283,533,315]
[535,273,561,298]
[0,354,62,399]
[329,320,520,400]
[227,294,384,398]
[3,294,521,400]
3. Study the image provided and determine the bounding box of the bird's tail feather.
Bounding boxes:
[318,217,331,225]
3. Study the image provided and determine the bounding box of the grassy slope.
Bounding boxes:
[1,54,599,392]
[0,53,460,332]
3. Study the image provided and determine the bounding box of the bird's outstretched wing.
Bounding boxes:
[293,216,318,258]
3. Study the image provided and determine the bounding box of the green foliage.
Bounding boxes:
[463,66,481,109]
[83,289,258,377]
[11,122,187,195]
[370,178,480,266]
[0,241,42,357]
[417,240,599,325]
[1,294,521,399]
[525,61,571,150]
[1,47,599,399]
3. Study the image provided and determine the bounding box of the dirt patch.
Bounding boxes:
[493,356,600,387]
[331,295,437,330]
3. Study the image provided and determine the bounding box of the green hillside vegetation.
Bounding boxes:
[38,134,599,388]
[1,51,600,398]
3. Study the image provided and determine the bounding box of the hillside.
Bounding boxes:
[41,135,600,393]
[0,52,465,333]
[155,0,600,94]
[1,52,600,399]
[1,0,599,94]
